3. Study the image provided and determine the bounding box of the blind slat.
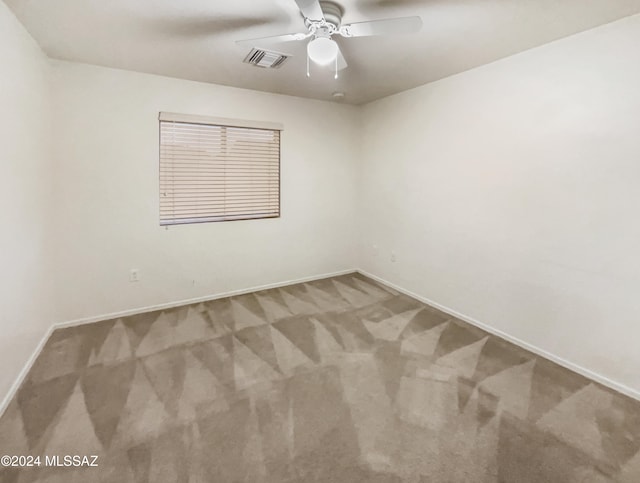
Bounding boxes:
[159,166,280,172]
[160,182,279,187]
[160,145,279,152]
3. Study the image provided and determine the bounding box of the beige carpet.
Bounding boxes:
[0,272,639,482]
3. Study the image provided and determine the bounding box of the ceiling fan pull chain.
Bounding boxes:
[307,52,310,77]
[334,55,338,79]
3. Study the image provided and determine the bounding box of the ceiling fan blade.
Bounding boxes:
[339,16,422,38]
[236,32,310,48]
[356,0,428,7]
[336,45,348,71]
[294,0,325,22]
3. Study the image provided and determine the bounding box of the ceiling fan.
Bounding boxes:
[236,0,422,77]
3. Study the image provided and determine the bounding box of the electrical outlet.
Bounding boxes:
[129,269,140,282]
[391,251,397,263]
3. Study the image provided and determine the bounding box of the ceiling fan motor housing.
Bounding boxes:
[305,1,344,31]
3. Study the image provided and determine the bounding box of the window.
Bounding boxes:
[159,112,282,225]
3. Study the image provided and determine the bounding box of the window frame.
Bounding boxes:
[158,112,282,226]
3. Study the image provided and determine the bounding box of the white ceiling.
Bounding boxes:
[6,0,640,104]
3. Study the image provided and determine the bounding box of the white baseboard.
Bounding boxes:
[0,325,55,419]
[4,266,636,420]
[0,268,357,418]
[54,268,357,330]
[358,269,640,402]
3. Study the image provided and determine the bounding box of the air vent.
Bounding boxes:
[243,48,289,69]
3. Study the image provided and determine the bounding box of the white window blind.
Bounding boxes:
[159,113,281,225]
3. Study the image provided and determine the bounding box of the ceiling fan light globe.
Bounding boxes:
[307,37,338,65]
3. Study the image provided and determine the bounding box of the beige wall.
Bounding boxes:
[359,14,640,394]
[0,2,52,400]
[49,61,360,323]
